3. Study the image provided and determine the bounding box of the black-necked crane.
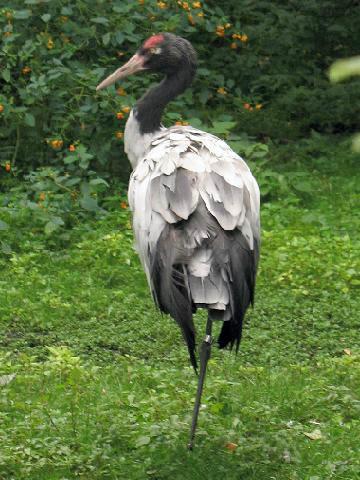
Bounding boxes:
[97,33,260,449]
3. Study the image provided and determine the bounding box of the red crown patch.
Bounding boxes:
[143,34,165,49]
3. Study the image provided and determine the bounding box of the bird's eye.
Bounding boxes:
[150,47,161,55]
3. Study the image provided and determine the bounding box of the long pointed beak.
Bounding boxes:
[96,54,146,91]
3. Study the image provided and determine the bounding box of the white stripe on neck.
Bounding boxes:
[124,110,162,169]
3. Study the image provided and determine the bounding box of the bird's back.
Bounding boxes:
[128,126,260,367]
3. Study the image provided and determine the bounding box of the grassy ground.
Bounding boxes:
[0,137,359,479]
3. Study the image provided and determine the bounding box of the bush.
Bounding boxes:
[0,0,358,240]
[1,0,359,174]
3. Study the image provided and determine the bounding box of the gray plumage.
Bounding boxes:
[128,123,260,369]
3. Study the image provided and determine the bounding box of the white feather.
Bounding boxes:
[126,119,260,315]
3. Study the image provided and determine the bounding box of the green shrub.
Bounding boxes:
[0,0,358,238]
[1,0,359,174]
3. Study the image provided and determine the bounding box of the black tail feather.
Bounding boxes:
[150,216,259,367]
[216,233,259,351]
[150,225,197,371]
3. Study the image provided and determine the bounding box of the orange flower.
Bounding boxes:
[5,163,11,172]
[157,1,167,8]
[243,103,251,110]
[69,144,76,152]
[116,112,124,120]
[0,105,4,113]
[255,104,263,110]
[232,33,241,40]
[230,42,237,49]
[217,87,227,95]
[216,26,225,37]
[197,12,204,17]
[241,34,248,42]
[117,87,126,96]
[122,106,131,114]
[182,2,190,10]
[192,1,201,7]
[39,192,46,201]
[120,201,127,209]
[51,139,63,149]
[188,14,195,25]
[115,131,124,139]
[225,23,231,29]
[22,66,31,75]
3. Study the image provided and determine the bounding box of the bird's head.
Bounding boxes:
[96,33,197,91]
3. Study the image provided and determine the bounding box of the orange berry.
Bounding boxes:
[120,201,127,209]
[230,42,237,49]
[122,106,131,114]
[182,2,190,10]
[5,163,11,172]
[115,131,124,139]
[22,66,31,75]
[255,104,263,110]
[0,105,4,113]
[241,34,248,42]
[225,23,231,29]
[157,1,167,8]
[117,87,126,96]
[197,12,204,17]
[243,103,251,110]
[39,192,46,201]
[192,1,201,7]
[116,112,124,120]
[175,121,183,126]
[69,144,76,152]
[47,38,54,49]
[217,87,227,95]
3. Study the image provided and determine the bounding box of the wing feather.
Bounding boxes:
[128,125,260,366]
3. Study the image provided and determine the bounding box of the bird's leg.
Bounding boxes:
[188,316,212,450]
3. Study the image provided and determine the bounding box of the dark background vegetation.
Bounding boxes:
[0,1,359,479]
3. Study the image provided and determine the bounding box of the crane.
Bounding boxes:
[97,33,260,449]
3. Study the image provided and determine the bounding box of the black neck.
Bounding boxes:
[135,68,195,134]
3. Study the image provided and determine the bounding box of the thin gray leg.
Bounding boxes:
[188,316,213,450]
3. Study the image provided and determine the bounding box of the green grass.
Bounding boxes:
[0,137,359,479]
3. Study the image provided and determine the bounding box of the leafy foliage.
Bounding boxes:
[1,0,359,174]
